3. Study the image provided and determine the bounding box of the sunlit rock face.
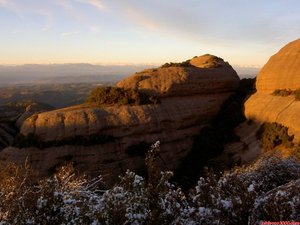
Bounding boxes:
[117,54,239,97]
[255,39,300,93]
[245,39,300,140]
[1,55,240,184]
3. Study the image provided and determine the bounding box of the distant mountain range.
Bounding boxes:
[0,63,259,86]
[233,65,260,78]
[0,64,153,86]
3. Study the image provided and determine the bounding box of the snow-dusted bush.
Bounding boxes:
[188,156,300,225]
[100,141,187,225]
[250,179,300,224]
[0,143,300,224]
[0,162,104,224]
[0,161,33,223]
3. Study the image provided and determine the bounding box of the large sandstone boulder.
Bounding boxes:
[1,55,240,183]
[245,39,300,140]
[117,54,239,97]
[256,38,300,93]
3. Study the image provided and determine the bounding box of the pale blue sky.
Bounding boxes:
[0,0,299,66]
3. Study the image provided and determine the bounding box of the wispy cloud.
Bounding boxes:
[75,0,105,11]
[0,0,24,19]
[61,31,80,36]
[124,8,159,31]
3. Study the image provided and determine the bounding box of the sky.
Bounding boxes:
[0,0,299,66]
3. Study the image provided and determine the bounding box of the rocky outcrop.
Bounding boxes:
[245,39,300,140]
[117,54,239,97]
[0,102,53,150]
[1,55,240,183]
[255,39,300,93]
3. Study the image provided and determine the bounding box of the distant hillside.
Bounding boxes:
[0,64,153,86]
[0,83,105,108]
[233,65,260,78]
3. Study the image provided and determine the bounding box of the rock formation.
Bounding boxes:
[117,54,237,97]
[255,39,300,93]
[245,38,300,140]
[0,102,53,150]
[0,55,240,183]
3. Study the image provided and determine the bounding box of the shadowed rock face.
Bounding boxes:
[1,55,240,184]
[0,107,19,150]
[0,102,54,150]
[245,39,300,140]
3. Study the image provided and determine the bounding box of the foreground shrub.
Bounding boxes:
[1,143,300,224]
[187,156,300,225]
[256,122,294,151]
[85,86,157,106]
[0,161,33,222]
[250,179,300,224]
[0,162,104,224]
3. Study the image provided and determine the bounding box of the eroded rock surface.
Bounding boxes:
[256,39,300,93]
[245,39,300,140]
[117,54,239,97]
[1,55,240,183]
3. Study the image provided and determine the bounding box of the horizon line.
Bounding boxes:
[0,62,262,68]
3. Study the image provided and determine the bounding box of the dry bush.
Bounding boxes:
[295,88,300,101]
[187,156,300,225]
[272,89,294,96]
[85,86,157,106]
[0,144,300,224]
[257,122,294,151]
[250,179,300,224]
[160,60,191,68]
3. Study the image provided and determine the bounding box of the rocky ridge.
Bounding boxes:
[0,55,240,183]
[245,39,300,140]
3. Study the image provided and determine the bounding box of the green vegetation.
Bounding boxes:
[295,88,300,100]
[160,60,192,68]
[256,122,294,151]
[85,86,158,106]
[272,88,300,100]
[272,88,293,96]
[13,133,114,149]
